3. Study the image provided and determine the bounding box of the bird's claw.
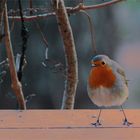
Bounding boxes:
[91,119,102,127]
[123,118,133,126]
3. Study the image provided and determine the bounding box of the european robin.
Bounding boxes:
[87,54,132,126]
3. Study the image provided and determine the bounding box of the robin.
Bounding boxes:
[87,54,132,126]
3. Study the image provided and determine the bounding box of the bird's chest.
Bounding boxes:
[88,66,116,89]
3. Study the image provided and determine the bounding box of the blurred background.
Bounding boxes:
[0,0,140,109]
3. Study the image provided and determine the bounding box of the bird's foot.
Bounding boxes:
[91,119,102,127]
[123,118,133,126]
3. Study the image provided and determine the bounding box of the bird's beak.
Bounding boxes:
[91,64,96,67]
[91,61,96,67]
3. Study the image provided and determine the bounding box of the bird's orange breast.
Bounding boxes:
[88,66,116,89]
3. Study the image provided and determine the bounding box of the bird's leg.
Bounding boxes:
[91,109,102,127]
[121,106,132,126]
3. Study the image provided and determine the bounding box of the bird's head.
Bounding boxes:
[91,55,111,68]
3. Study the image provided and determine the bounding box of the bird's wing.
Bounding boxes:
[111,60,128,86]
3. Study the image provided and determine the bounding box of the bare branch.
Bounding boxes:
[53,0,78,109]
[35,20,49,47]
[79,10,97,54]
[8,0,124,21]
[29,0,33,15]
[67,0,124,13]
[8,13,56,21]
[4,3,26,110]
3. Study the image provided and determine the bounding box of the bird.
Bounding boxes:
[87,54,132,127]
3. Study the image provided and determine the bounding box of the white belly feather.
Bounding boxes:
[87,84,128,107]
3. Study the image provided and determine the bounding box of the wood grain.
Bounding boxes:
[0,110,139,140]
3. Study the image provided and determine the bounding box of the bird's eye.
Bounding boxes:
[101,61,105,65]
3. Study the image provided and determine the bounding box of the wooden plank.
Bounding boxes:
[0,110,139,140]
[0,128,139,140]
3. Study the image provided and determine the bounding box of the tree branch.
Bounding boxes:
[79,10,97,54]
[67,0,124,13]
[53,0,78,109]
[8,12,56,21]
[4,3,26,110]
[8,0,125,21]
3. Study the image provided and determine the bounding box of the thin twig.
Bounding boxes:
[79,10,97,54]
[8,12,56,21]
[4,3,26,110]
[8,0,124,21]
[67,0,124,13]
[34,20,49,47]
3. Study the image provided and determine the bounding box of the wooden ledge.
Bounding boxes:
[0,109,139,139]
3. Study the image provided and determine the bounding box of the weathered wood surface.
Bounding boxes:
[0,110,139,140]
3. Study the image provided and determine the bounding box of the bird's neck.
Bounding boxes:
[88,66,116,89]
